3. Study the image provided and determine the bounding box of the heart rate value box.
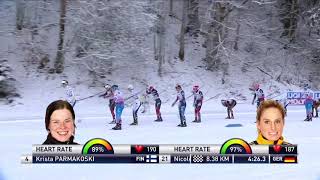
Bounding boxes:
[269,145,297,154]
[130,145,159,154]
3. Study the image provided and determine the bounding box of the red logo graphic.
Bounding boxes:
[273,145,281,153]
[135,145,144,153]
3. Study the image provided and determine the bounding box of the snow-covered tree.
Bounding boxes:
[68,0,156,80]
[0,60,19,103]
[178,0,187,61]
[54,0,67,74]
[152,0,167,76]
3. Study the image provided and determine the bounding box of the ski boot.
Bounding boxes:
[226,110,231,119]
[130,118,138,125]
[109,119,116,124]
[155,117,163,122]
[182,121,187,127]
[178,121,187,127]
[112,123,122,130]
[230,112,234,119]
[193,119,201,123]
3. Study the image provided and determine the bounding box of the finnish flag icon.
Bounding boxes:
[146,155,158,163]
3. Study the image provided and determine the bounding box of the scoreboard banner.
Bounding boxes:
[21,138,298,164]
[286,91,320,105]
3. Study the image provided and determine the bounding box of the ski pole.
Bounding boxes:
[77,91,105,102]
[203,93,221,103]
[267,92,286,100]
[124,89,144,101]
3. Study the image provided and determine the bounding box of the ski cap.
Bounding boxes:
[175,84,182,89]
[253,83,260,90]
[128,84,134,90]
[307,94,313,99]
[111,85,119,91]
[104,84,111,89]
[193,85,199,92]
[148,86,154,91]
[61,80,68,85]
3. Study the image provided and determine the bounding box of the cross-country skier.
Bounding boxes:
[61,80,76,107]
[313,98,320,118]
[304,94,313,121]
[127,84,141,125]
[139,93,148,113]
[221,99,237,119]
[192,85,203,123]
[100,84,116,124]
[172,84,187,127]
[252,83,265,108]
[276,98,290,116]
[146,86,163,122]
[111,85,124,130]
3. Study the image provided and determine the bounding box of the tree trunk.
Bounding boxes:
[179,0,187,61]
[279,0,299,42]
[233,22,240,50]
[169,0,173,16]
[154,32,158,61]
[154,1,166,77]
[288,0,298,41]
[158,14,166,77]
[16,0,25,30]
[187,0,200,36]
[55,0,67,74]
[204,0,228,70]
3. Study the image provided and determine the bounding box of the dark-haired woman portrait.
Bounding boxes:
[43,100,78,144]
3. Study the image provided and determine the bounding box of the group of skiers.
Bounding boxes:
[60,80,319,130]
[249,83,319,122]
[99,83,205,129]
[170,84,204,127]
[60,80,208,130]
[304,94,320,121]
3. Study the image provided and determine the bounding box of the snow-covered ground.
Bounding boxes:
[1,1,320,179]
[1,103,320,180]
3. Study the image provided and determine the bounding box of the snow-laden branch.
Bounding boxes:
[252,0,276,6]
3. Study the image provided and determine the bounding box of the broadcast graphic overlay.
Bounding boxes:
[21,138,298,164]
